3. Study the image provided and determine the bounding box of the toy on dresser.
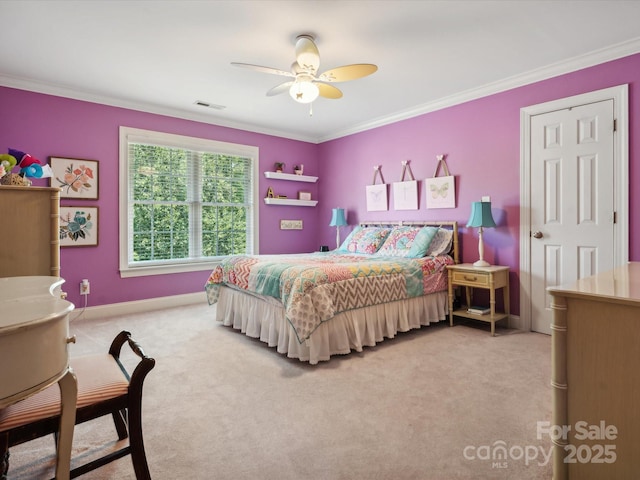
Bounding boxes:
[0,148,54,185]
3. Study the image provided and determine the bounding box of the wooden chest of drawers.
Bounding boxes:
[0,186,61,277]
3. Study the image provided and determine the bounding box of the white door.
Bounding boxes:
[529,100,615,334]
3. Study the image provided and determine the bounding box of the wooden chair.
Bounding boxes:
[0,331,155,479]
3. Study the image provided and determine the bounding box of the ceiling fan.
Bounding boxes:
[231,34,377,108]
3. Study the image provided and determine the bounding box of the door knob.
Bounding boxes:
[532,231,543,239]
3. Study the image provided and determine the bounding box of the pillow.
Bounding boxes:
[375,226,438,258]
[337,226,391,254]
[425,227,454,257]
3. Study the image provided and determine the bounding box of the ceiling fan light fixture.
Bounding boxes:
[232,33,376,106]
[289,79,319,104]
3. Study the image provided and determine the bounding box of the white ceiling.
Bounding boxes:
[2,1,640,143]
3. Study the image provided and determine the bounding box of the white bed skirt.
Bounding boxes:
[215,286,449,364]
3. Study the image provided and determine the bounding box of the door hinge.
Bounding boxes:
[613,119,617,132]
[613,211,617,224]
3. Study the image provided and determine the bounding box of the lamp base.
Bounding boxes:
[473,259,491,267]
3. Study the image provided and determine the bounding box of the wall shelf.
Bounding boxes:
[264,198,318,207]
[264,171,318,183]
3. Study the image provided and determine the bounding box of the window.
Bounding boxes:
[119,127,259,277]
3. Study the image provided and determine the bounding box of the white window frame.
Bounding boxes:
[118,126,259,278]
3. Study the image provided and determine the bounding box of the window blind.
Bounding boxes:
[119,127,257,276]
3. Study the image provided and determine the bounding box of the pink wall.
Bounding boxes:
[1,52,639,313]
[317,53,640,314]
[0,88,319,306]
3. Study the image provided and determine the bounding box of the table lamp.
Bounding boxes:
[466,201,496,267]
[329,208,347,249]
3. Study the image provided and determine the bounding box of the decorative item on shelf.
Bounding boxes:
[274,162,285,173]
[294,164,304,175]
[298,191,311,201]
[266,186,275,198]
[0,172,31,186]
[466,199,496,267]
[392,160,418,210]
[467,305,491,315]
[366,165,388,212]
[276,195,287,198]
[329,207,348,249]
[426,154,456,209]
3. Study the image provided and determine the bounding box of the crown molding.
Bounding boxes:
[0,74,317,143]
[318,36,640,142]
[3,37,640,145]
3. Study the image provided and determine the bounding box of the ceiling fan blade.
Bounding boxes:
[317,82,343,99]
[266,81,294,97]
[318,64,378,82]
[295,35,320,74]
[231,62,294,78]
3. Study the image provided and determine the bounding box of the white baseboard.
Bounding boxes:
[69,291,207,322]
[507,314,524,331]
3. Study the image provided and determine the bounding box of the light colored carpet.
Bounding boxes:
[6,302,553,479]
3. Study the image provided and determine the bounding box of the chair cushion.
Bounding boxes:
[0,354,129,432]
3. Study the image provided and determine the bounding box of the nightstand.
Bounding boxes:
[446,263,510,336]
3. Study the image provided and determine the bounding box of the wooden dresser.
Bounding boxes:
[0,186,61,277]
[548,263,640,479]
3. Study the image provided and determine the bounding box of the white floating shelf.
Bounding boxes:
[264,198,318,207]
[264,171,318,183]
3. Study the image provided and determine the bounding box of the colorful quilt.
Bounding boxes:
[205,252,453,342]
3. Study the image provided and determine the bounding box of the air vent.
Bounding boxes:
[194,101,226,110]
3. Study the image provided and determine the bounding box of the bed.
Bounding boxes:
[205,221,459,364]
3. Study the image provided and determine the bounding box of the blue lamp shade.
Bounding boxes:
[466,201,496,228]
[467,201,496,267]
[329,208,348,227]
[329,208,347,249]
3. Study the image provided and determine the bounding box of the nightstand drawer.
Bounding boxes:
[451,271,490,287]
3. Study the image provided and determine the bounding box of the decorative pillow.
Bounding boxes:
[337,226,391,254]
[375,226,438,258]
[425,227,454,257]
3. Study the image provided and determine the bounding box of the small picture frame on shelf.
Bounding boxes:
[298,191,312,201]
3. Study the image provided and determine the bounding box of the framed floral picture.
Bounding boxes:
[49,157,99,199]
[59,206,99,247]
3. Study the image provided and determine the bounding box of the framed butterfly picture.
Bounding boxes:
[425,175,456,209]
[366,183,388,211]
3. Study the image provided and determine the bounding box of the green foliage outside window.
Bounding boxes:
[129,143,252,263]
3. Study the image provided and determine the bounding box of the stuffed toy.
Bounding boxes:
[7,148,53,178]
[0,153,17,174]
[0,153,27,185]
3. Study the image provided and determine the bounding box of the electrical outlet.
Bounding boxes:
[80,279,90,295]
